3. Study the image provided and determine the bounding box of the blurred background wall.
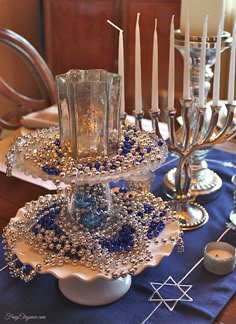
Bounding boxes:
[0,0,235,118]
[0,0,42,111]
[221,0,236,99]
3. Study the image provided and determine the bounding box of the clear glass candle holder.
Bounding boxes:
[56,69,121,159]
[65,169,155,228]
[67,182,113,231]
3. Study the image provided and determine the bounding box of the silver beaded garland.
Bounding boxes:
[6,126,168,183]
[2,187,181,281]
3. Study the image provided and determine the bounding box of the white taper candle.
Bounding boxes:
[183,13,190,100]
[107,20,125,114]
[118,30,125,114]
[227,19,236,104]
[135,13,142,113]
[212,17,224,106]
[167,15,175,110]
[199,16,208,107]
[151,18,159,112]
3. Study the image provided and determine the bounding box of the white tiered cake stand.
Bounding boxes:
[4,125,181,305]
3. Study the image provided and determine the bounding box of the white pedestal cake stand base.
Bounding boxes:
[58,275,132,306]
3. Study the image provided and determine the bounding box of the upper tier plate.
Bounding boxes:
[6,125,168,184]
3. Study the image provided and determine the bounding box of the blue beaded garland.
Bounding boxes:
[29,186,170,270]
[42,164,61,176]
[101,224,135,253]
[54,139,61,147]
[146,219,165,240]
[143,204,154,214]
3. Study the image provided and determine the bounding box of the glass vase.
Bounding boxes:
[56,69,121,159]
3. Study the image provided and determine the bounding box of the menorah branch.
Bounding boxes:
[149,109,162,138]
[133,111,144,131]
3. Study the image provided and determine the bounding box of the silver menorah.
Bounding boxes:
[148,98,236,230]
[162,30,232,203]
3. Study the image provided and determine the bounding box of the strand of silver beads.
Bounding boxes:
[2,188,183,281]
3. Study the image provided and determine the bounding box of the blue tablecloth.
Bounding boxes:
[0,148,236,324]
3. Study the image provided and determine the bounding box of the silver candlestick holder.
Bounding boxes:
[162,30,232,203]
[133,111,144,131]
[149,99,236,230]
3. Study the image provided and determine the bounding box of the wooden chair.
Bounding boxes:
[0,28,56,130]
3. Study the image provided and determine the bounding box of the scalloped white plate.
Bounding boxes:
[12,208,180,282]
[6,127,168,185]
[10,206,180,305]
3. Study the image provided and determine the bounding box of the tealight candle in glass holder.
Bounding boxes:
[56,69,121,160]
[204,242,236,275]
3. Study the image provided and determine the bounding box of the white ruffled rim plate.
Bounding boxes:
[6,127,168,185]
[12,208,180,282]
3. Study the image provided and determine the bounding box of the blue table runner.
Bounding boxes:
[0,148,236,324]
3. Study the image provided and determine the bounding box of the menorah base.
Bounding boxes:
[171,200,209,231]
[162,167,222,203]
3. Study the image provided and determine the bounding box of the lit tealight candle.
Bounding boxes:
[204,242,236,275]
[208,249,233,259]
